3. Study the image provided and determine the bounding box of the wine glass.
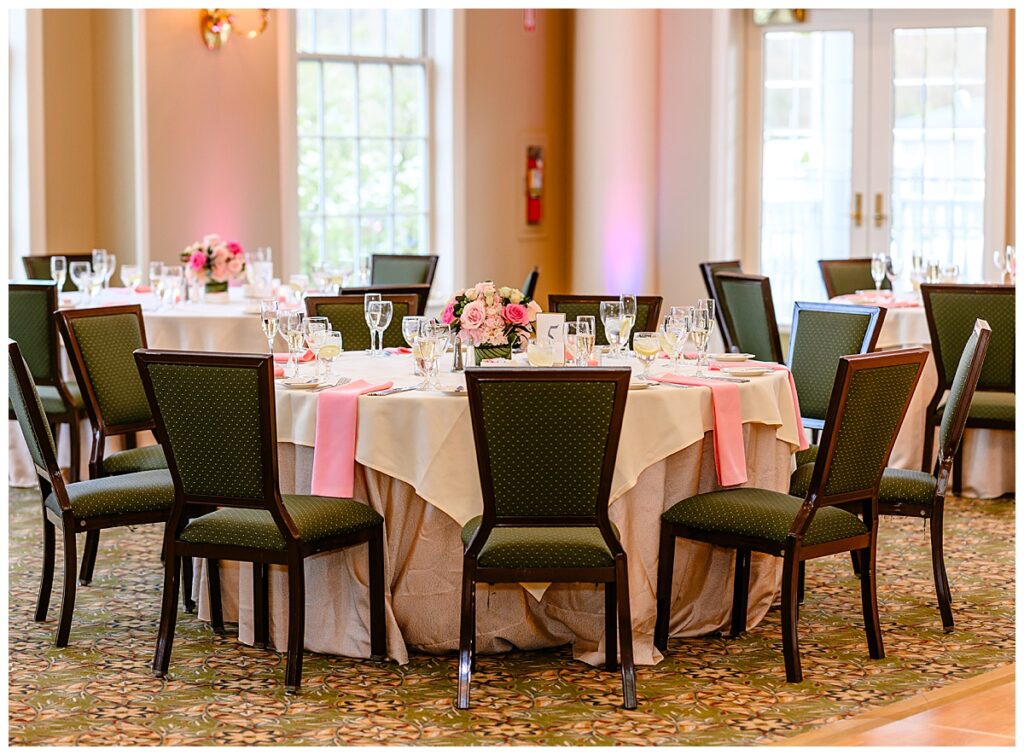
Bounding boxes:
[91,249,109,287]
[304,316,330,379]
[576,316,596,367]
[103,253,117,288]
[696,299,716,361]
[121,264,141,291]
[69,261,91,301]
[871,252,887,292]
[1005,245,1016,283]
[86,272,104,306]
[690,308,712,376]
[289,274,309,303]
[259,299,279,355]
[152,268,167,311]
[319,331,343,376]
[312,265,331,293]
[402,315,427,374]
[50,256,67,292]
[412,319,441,390]
[619,294,638,353]
[279,310,306,378]
[527,339,555,367]
[599,301,624,359]
[563,322,580,367]
[363,293,382,354]
[658,315,680,369]
[632,331,659,382]
[148,261,163,289]
[367,300,393,358]
[358,255,372,285]
[885,253,902,293]
[163,265,184,308]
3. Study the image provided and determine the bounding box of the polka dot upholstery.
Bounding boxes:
[44,469,175,519]
[547,300,657,349]
[102,444,168,475]
[9,354,58,474]
[68,313,153,427]
[10,286,59,384]
[23,256,83,291]
[937,325,998,450]
[938,391,1014,424]
[310,299,412,351]
[37,382,84,415]
[180,495,383,551]
[790,463,937,509]
[718,277,778,362]
[794,443,819,467]
[788,462,815,498]
[788,307,876,423]
[819,260,890,298]
[460,516,618,569]
[662,488,868,547]
[477,380,617,518]
[926,288,1014,391]
[372,255,434,285]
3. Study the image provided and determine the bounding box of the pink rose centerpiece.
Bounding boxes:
[180,234,246,294]
[443,282,542,364]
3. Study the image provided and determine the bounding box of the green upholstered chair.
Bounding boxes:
[305,294,417,352]
[715,272,784,363]
[55,305,171,592]
[546,294,663,350]
[134,349,387,693]
[340,283,431,316]
[370,253,438,286]
[9,281,85,482]
[699,260,743,352]
[656,348,928,682]
[521,265,540,300]
[787,301,886,441]
[460,367,636,709]
[818,259,891,299]
[921,284,1014,495]
[23,254,93,292]
[791,321,991,632]
[9,340,176,647]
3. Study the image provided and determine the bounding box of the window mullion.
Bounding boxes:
[388,64,396,255]
[318,60,327,268]
[354,61,362,270]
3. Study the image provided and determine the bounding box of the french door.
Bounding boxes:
[745,9,1009,320]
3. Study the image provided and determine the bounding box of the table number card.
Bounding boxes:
[536,312,566,365]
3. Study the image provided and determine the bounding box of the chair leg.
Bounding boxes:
[850,550,862,576]
[456,562,476,710]
[952,444,964,497]
[605,579,617,672]
[78,530,100,586]
[54,527,79,647]
[921,416,936,472]
[780,552,802,683]
[653,526,676,653]
[367,526,387,661]
[730,549,751,637]
[68,414,82,483]
[182,556,196,613]
[615,555,637,710]
[284,559,306,693]
[797,560,806,605]
[207,559,225,636]
[152,552,181,677]
[35,513,56,622]
[929,507,954,632]
[859,546,885,661]
[253,562,269,649]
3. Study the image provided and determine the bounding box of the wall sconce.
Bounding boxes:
[200,8,270,51]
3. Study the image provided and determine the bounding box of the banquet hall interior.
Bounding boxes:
[6,6,1016,747]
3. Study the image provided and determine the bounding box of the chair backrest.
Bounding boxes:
[340,283,431,316]
[699,260,742,351]
[305,294,418,351]
[818,258,891,299]
[921,283,1014,393]
[786,301,886,428]
[521,266,540,300]
[9,281,62,387]
[22,253,93,292]
[546,294,663,348]
[370,254,439,286]
[465,368,629,547]
[799,349,927,525]
[8,340,63,489]
[715,272,784,363]
[56,305,154,433]
[935,319,992,470]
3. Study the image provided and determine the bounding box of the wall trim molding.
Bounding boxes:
[132,9,150,268]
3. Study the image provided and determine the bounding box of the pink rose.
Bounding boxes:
[441,300,456,325]
[503,303,529,326]
[460,299,486,330]
[188,251,207,271]
[526,300,542,322]
[226,240,243,256]
[210,258,230,282]
[226,255,244,275]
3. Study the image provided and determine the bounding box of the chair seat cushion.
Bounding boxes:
[794,443,819,467]
[180,495,383,551]
[789,463,937,509]
[46,469,175,519]
[37,382,84,415]
[460,516,619,569]
[103,444,168,475]
[939,391,1014,423]
[663,488,867,547]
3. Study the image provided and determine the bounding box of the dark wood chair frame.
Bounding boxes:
[545,294,663,346]
[339,284,432,316]
[22,253,94,292]
[304,294,420,343]
[920,284,1014,495]
[460,367,637,710]
[521,265,540,300]
[787,300,887,432]
[134,349,387,693]
[655,348,928,683]
[54,304,190,598]
[9,281,83,483]
[699,260,743,352]
[9,340,174,647]
[818,258,892,299]
[714,272,785,364]
[370,253,439,286]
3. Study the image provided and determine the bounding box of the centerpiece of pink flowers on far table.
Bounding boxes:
[442,281,541,366]
[181,234,245,300]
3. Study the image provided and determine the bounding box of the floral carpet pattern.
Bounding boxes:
[7,486,1014,746]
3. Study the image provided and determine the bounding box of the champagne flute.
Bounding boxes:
[599,300,624,359]
[871,252,887,292]
[696,299,716,363]
[576,316,596,367]
[412,320,439,390]
[619,294,638,353]
[304,316,330,379]
[658,315,679,369]
[564,322,580,367]
[689,308,712,377]
[259,299,279,355]
[280,310,306,378]
[632,331,659,382]
[50,256,67,292]
[1005,245,1016,283]
[364,293,382,354]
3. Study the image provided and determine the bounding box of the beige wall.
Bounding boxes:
[463,9,571,303]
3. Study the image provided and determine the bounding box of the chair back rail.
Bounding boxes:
[818,258,892,299]
[714,272,784,363]
[9,281,65,390]
[22,253,93,292]
[340,284,431,316]
[934,319,992,473]
[698,260,742,352]
[306,294,419,351]
[521,266,540,300]
[370,253,439,286]
[545,294,663,348]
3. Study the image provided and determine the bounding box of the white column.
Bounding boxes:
[572,10,658,294]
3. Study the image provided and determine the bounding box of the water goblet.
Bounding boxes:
[871,252,887,292]
[319,331,343,376]
[289,274,309,302]
[69,261,91,302]
[121,264,141,291]
[259,299,279,355]
[50,256,67,292]
[363,293,382,354]
[402,315,427,374]
[632,331,660,382]
[367,300,393,358]
[91,249,109,287]
[599,300,624,359]
[304,316,330,379]
[163,265,184,308]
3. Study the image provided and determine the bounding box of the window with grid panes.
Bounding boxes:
[296,9,429,274]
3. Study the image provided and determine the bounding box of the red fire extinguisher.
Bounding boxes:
[526,146,543,225]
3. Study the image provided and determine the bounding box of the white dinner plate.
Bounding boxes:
[709,353,755,362]
[282,378,324,389]
[436,386,468,396]
[723,367,772,378]
[628,381,653,390]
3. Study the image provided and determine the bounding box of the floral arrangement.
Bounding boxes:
[181,234,245,284]
[441,281,541,349]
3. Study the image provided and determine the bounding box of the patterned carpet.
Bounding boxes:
[7,485,1014,746]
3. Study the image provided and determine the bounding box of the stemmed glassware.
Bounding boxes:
[91,249,109,289]
[259,299,279,356]
[870,252,887,292]
[363,293,382,354]
[289,274,309,304]
[576,316,596,366]
[599,301,624,360]
[402,315,427,374]
[304,316,330,380]
[366,300,393,358]
[50,256,67,292]
[279,310,306,378]
[121,264,141,291]
[163,265,184,308]
[312,265,332,294]
[564,322,580,367]
[632,331,659,382]
[619,294,638,354]
[658,315,681,369]
[994,245,1015,283]
[148,261,163,290]
[689,307,712,377]
[358,255,372,285]
[104,253,117,288]
[69,261,91,303]
[186,266,205,303]
[411,319,444,390]
[319,331,343,376]
[885,254,902,293]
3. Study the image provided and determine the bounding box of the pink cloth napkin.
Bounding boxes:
[310,379,394,498]
[709,360,808,452]
[654,373,747,486]
[385,347,412,354]
[134,285,152,294]
[273,349,314,363]
[833,293,920,308]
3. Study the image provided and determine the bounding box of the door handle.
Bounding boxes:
[850,192,863,227]
[873,193,887,228]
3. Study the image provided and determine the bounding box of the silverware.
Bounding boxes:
[367,385,417,397]
[699,375,750,383]
[311,377,351,392]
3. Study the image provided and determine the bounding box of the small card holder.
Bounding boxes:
[536,313,566,366]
